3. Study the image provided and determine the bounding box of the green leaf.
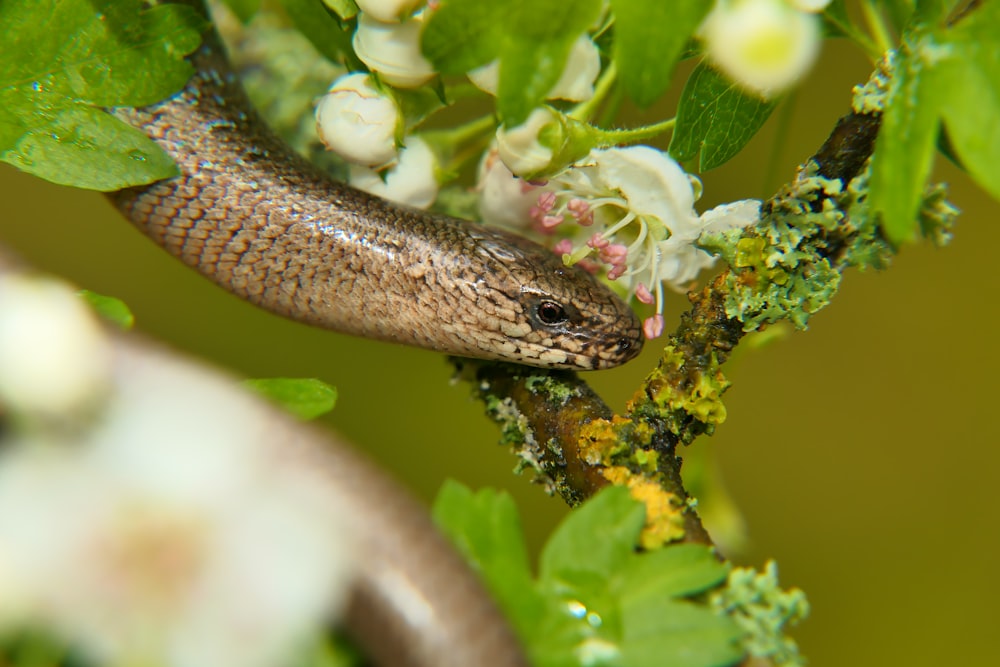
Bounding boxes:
[619,543,729,600]
[220,0,262,23]
[669,62,778,171]
[422,0,602,125]
[432,481,543,629]
[78,290,135,330]
[934,3,1000,201]
[540,485,645,583]
[620,599,742,667]
[609,0,710,108]
[0,0,205,190]
[280,0,357,66]
[323,0,359,20]
[243,378,338,420]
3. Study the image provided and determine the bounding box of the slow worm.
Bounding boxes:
[94,1,647,664]
[108,3,643,371]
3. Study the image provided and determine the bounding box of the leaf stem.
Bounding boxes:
[593,118,676,147]
[860,0,894,55]
[568,61,618,122]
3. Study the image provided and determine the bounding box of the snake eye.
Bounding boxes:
[536,301,567,325]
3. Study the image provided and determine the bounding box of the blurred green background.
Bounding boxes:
[2,38,998,667]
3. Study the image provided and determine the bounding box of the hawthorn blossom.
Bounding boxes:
[0,315,356,667]
[495,107,560,178]
[315,72,400,167]
[469,35,602,102]
[349,135,439,208]
[353,11,436,88]
[477,145,552,229]
[0,276,110,417]
[702,0,823,97]
[532,146,760,339]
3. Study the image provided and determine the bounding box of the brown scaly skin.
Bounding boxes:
[108,25,642,370]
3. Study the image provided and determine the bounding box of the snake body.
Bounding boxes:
[102,4,647,666]
[108,13,642,370]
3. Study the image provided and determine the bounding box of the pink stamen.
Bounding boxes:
[607,265,626,280]
[635,282,654,305]
[643,314,665,339]
[599,243,628,264]
[536,191,557,209]
[552,239,574,255]
[578,258,599,274]
[587,233,609,250]
[541,215,563,229]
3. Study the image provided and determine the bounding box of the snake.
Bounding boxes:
[98,1,645,665]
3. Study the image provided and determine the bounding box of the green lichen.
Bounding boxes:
[634,345,730,442]
[712,561,809,667]
[578,415,655,469]
[852,50,895,115]
[700,162,899,333]
[483,393,557,492]
[523,374,581,408]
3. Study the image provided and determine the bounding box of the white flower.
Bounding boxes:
[354,0,425,22]
[349,135,438,208]
[316,72,400,167]
[353,12,436,88]
[468,35,601,102]
[528,146,760,339]
[0,275,111,418]
[495,107,560,178]
[702,0,821,97]
[0,346,356,667]
[476,145,552,230]
[788,0,832,12]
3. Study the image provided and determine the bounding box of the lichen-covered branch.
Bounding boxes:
[460,66,958,550]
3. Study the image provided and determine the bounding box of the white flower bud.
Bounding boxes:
[495,107,559,178]
[0,275,111,418]
[476,146,549,229]
[354,0,424,22]
[702,0,821,97]
[315,72,400,167]
[468,35,601,102]
[353,12,436,88]
[349,136,438,208]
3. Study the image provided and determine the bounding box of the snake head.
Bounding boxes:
[468,226,644,370]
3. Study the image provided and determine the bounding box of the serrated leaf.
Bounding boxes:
[610,0,710,108]
[620,543,729,600]
[0,0,205,190]
[540,485,645,584]
[79,290,135,330]
[669,62,777,171]
[243,378,337,420]
[422,0,602,125]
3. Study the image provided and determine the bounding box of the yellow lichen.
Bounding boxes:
[602,466,686,548]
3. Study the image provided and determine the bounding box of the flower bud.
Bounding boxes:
[495,107,561,178]
[353,12,436,88]
[355,0,425,22]
[315,72,400,167]
[702,0,821,97]
[468,35,601,102]
[0,275,111,418]
[349,136,438,208]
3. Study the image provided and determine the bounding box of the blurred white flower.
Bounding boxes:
[316,72,400,167]
[534,146,759,338]
[0,345,356,667]
[349,135,439,208]
[468,35,601,102]
[353,12,436,88]
[476,145,552,230]
[702,0,822,97]
[354,0,425,22]
[495,107,560,178]
[788,0,832,12]
[0,275,110,418]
